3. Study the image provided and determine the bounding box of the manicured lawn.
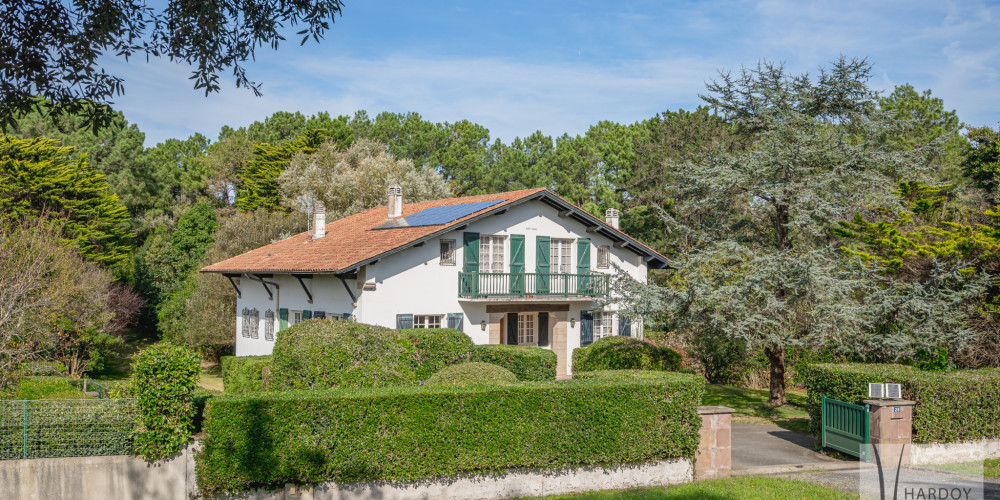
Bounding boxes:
[199,363,224,392]
[4,376,89,400]
[927,459,1000,479]
[522,476,856,499]
[702,384,811,434]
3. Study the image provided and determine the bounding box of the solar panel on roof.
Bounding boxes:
[375,200,505,229]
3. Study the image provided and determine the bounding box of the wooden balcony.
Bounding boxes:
[458,272,610,299]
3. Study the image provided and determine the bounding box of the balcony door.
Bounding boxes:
[479,235,505,294]
[550,238,573,293]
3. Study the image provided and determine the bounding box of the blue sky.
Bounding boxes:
[107,1,1000,147]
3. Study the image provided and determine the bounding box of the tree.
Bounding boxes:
[616,58,942,405]
[277,138,452,220]
[1,0,344,130]
[235,129,327,211]
[0,135,134,270]
[878,85,968,186]
[963,126,1000,201]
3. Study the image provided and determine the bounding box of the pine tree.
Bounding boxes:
[0,135,134,269]
[235,129,327,211]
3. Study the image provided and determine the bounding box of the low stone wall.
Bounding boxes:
[910,439,1000,465]
[0,444,198,500]
[232,460,692,500]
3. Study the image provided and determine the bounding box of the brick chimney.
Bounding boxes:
[387,185,402,219]
[605,208,620,229]
[311,201,326,239]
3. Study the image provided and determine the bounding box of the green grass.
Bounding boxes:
[4,376,89,400]
[199,363,224,392]
[522,476,856,499]
[924,459,1000,479]
[702,384,810,434]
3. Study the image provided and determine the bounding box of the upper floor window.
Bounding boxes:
[440,239,456,265]
[479,235,505,273]
[597,245,610,269]
[551,239,573,274]
[413,315,443,329]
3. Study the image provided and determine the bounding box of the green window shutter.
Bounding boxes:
[396,314,413,329]
[302,310,312,320]
[510,234,525,294]
[279,308,288,330]
[618,315,632,337]
[577,238,591,293]
[447,312,464,330]
[462,232,480,296]
[538,312,549,347]
[536,236,550,294]
[580,310,594,347]
[506,313,518,345]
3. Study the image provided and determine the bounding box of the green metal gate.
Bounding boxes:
[821,396,870,461]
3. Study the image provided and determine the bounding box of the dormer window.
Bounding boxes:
[440,239,456,265]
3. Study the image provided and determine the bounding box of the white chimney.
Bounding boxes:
[311,201,326,240]
[387,185,402,219]
[605,208,620,229]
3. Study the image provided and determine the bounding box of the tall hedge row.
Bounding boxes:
[128,344,201,460]
[220,355,272,394]
[572,336,682,373]
[799,363,1000,443]
[469,344,557,381]
[195,371,704,495]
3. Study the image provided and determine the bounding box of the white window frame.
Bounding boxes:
[551,238,573,274]
[413,315,443,329]
[440,239,456,266]
[593,311,614,340]
[479,235,506,273]
[597,245,610,269]
[517,312,536,346]
[290,310,303,326]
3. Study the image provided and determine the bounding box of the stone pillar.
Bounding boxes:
[696,406,734,480]
[552,311,568,378]
[865,399,916,465]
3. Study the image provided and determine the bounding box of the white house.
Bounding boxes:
[201,187,671,376]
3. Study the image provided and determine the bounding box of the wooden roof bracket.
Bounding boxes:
[293,274,313,304]
[243,273,279,301]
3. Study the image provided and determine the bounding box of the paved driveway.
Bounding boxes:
[732,422,840,469]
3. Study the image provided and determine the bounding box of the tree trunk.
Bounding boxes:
[765,343,786,406]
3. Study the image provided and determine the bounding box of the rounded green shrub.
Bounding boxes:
[220,355,272,393]
[270,320,418,390]
[399,328,475,380]
[128,343,201,460]
[425,362,517,386]
[469,344,557,381]
[572,336,682,373]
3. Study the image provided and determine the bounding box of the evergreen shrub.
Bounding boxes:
[425,362,517,386]
[799,363,1000,443]
[572,336,682,373]
[270,320,417,390]
[196,371,705,495]
[398,328,474,380]
[128,343,200,460]
[469,344,556,381]
[220,355,273,393]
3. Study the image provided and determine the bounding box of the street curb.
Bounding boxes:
[732,461,874,476]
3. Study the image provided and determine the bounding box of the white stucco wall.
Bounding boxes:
[231,199,653,368]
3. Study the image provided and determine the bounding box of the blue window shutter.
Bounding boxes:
[580,310,594,347]
[447,313,464,330]
[313,311,326,319]
[342,313,352,320]
[302,310,312,320]
[506,313,518,345]
[618,315,632,337]
[396,314,413,329]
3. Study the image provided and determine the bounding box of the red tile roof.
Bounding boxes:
[201,188,670,274]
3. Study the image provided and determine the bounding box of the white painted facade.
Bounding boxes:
[231,198,656,375]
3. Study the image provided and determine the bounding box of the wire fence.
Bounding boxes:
[0,398,136,459]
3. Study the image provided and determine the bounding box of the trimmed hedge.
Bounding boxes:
[572,336,682,373]
[799,363,1000,443]
[220,355,272,394]
[398,328,475,380]
[196,371,705,495]
[469,344,556,381]
[128,344,200,460]
[270,321,418,390]
[425,362,517,386]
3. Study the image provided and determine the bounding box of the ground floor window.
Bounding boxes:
[290,310,303,326]
[264,309,275,341]
[518,313,536,346]
[241,308,251,338]
[593,311,613,340]
[414,314,443,329]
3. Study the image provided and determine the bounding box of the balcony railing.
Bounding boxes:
[458,272,610,298]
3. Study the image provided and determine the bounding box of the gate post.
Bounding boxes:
[864,399,916,465]
[696,406,735,480]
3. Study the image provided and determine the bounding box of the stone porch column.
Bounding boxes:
[696,406,734,480]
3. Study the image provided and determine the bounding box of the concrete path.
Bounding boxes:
[732,422,841,470]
